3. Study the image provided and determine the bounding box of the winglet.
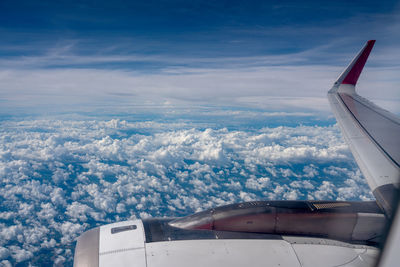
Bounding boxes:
[335,40,375,86]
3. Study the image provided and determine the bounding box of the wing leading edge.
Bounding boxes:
[328,40,400,216]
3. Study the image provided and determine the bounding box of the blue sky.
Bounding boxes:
[0,0,400,116]
[0,0,398,56]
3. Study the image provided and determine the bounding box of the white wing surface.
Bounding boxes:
[327,40,400,216]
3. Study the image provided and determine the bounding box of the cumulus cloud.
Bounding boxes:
[0,118,373,264]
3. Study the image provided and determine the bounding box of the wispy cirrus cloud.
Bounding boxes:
[1,2,400,115]
[1,61,399,115]
[1,17,400,116]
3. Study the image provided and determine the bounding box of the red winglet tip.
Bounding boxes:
[342,40,375,85]
[367,40,376,47]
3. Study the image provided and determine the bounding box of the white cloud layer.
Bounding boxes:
[0,119,373,264]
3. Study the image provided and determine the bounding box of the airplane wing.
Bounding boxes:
[327,40,400,216]
[73,41,400,267]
